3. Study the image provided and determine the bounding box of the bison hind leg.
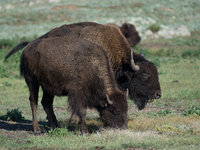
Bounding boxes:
[25,76,41,134]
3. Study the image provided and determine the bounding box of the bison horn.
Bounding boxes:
[140,48,143,56]
[106,94,113,105]
[130,49,140,71]
[126,23,130,30]
[126,88,129,98]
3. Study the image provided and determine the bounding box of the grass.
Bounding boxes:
[147,23,161,33]
[1,37,200,149]
[1,0,200,40]
[0,108,25,122]
[0,0,200,149]
[0,116,199,149]
[183,105,200,116]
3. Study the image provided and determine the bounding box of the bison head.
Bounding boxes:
[98,91,128,129]
[117,50,161,110]
[120,23,141,48]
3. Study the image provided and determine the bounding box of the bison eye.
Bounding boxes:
[124,33,129,37]
[141,73,149,80]
[111,110,120,115]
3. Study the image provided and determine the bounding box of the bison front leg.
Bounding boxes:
[69,109,78,125]
[68,96,78,125]
[41,91,59,129]
[72,92,89,135]
[77,107,88,135]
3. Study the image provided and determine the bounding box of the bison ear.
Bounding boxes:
[140,48,143,56]
[126,23,130,31]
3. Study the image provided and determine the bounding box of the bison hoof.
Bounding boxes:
[81,133,89,136]
[33,131,42,135]
[69,119,77,125]
[80,128,89,135]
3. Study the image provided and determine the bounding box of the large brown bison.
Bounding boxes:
[20,36,128,134]
[5,22,161,110]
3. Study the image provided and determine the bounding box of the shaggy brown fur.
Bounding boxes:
[20,36,128,134]
[5,22,161,110]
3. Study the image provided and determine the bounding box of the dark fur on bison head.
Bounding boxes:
[98,91,128,129]
[117,51,161,110]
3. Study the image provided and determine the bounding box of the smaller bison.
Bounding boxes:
[20,36,128,134]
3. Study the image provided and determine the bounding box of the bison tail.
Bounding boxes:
[4,41,29,61]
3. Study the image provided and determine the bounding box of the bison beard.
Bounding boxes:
[20,37,128,134]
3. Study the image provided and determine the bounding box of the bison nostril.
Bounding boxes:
[156,92,161,98]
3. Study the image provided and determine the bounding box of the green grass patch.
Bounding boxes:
[0,39,14,49]
[148,108,175,117]
[48,128,72,137]
[0,134,5,144]
[158,58,200,101]
[147,23,161,33]
[170,37,200,47]
[183,105,200,116]
[182,49,200,59]
[0,108,25,122]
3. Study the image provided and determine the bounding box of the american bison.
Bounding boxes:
[5,22,161,110]
[20,36,128,134]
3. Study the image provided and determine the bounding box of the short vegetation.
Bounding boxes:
[183,105,200,116]
[0,108,25,122]
[147,23,161,33]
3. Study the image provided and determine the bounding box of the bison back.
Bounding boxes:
[21,37,115,96]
